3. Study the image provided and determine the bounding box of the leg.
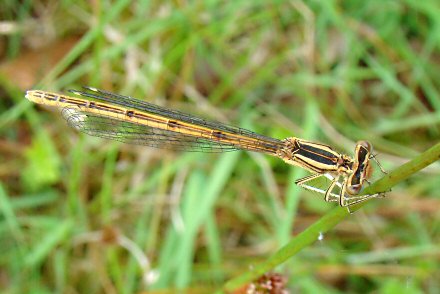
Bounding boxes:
[340,178,388,211]
[296,173,328,195]
[295,173,323,186]
[339,178,348,208]
[338,179,356,213]
[296,173,340,202]
[370,154,387,174]
[340,192,386,207]
[324,175,341,203]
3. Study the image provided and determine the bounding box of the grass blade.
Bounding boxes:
[222,141,440,292]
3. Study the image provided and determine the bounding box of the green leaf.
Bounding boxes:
[22,132,61,191]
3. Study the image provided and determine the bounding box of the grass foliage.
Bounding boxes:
[1,0,440,293]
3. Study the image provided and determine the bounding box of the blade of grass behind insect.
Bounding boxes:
[0,184,24,241]
[152,170,205,288]
[0,98,30,130]
[153,220,180,288]
[97,143,120,223]
[177,151,241,288]
[373,112,440,135]
[0,185,28,286]
[53,249,67,293]
[397,23,440,112]
[217,46,292,109]
[405,213,432,244]
[153,152,240,288]
[55,13,183,88]
[8,191,58,210]
[126,153,198,200]
[90,3,105,87]
[38,0,132,87]
[123,203,154,294]
[131,156,207,289]
[205,212,222,274]
[296,276,340,294]
[66,136,89,226]
[365,55,421,119]
[403,0,440,22]
[222,141,440,292]
[277,94,320,246]
[346,244,440,264]
[6,0,31,58]
[174,170,205,288]
[24,219,74,268]
[141,157,173,266]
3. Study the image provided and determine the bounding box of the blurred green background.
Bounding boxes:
[1,1,440,293]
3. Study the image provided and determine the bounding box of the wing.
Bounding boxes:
[61,93,283,153]
[65,87,283,152]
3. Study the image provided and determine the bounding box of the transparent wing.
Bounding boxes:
[61,106,282,153]
[70,87,282,149]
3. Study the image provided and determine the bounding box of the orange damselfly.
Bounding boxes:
[26,87,386,208]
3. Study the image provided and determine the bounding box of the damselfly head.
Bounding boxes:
[356,140,372,152]
[345,140,374,196]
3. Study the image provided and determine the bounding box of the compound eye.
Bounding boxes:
[356,140,372,152]
[346,184,362,196]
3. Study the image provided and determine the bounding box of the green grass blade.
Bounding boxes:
[0,184,24,241]
[24,220,74,268]
[222,141,440,292]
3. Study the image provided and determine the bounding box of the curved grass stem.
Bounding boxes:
[222,141,440,292]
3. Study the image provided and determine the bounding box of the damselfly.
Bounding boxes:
[25,87,386,208]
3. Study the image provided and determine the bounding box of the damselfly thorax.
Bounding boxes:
[25,87,387,209]
[291,139,385,208]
